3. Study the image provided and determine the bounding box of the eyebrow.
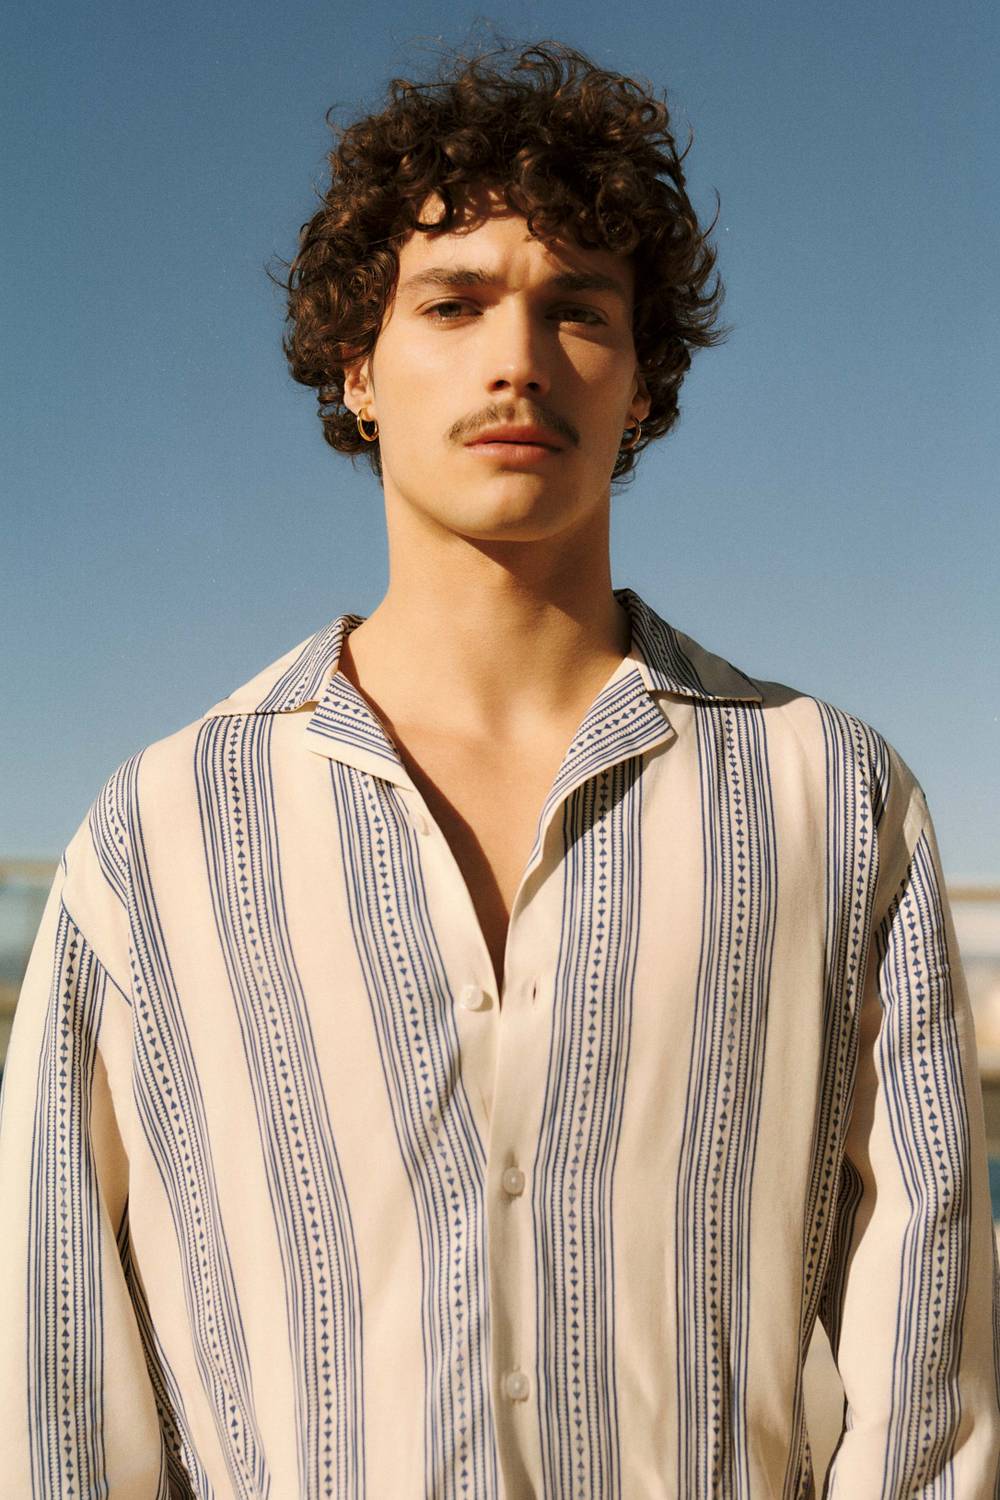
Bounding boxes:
[398,265,629,304]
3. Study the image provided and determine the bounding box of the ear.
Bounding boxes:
[343,355,375,418]
[631,370,652,425]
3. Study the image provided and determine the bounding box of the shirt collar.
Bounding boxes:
[202,588,762,795]
[201,586,762,724]
[616,587,762,703]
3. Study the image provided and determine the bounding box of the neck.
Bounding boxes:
[338,491,630,742]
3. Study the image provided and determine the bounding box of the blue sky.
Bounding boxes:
[3,0,998,877]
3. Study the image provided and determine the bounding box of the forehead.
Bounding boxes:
[394,188,634,301]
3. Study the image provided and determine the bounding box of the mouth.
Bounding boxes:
[465,428,564,461]
[466,439,561,464]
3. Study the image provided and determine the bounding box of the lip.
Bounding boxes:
[466,425,564,451]
[466,440,560,464]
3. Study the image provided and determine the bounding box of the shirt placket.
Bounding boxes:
[407,664,677,1497]
[305,656,677,1497]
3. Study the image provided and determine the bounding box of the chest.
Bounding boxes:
[389,730,570,992]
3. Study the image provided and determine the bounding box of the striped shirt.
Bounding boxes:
[1,584,997,1499]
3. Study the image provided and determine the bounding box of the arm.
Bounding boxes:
[0,856,171,1498]
[820,794,1000,1496]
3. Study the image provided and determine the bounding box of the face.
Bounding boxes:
[343,187,651,544]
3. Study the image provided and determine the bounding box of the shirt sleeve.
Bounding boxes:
[818,790,1000,1495]
[0,855,172,1499]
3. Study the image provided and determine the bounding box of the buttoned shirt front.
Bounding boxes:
[1,586,997,1498]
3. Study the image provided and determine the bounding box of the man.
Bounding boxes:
[1,39,997,1500]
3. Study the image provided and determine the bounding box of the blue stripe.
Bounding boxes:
[675,700,779,1499]
[534,760,643,1498]
[195,714,367,1498]
[329,760,499,1500]
[27,906,110,1497]
[877,831,971,1497]
[117,1200,210,1498]
[101,753,271,1499]
[784,706,889,1496]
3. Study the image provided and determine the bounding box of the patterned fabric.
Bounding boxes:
[1,585,997,1499]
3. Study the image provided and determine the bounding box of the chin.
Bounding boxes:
[452,507,587,549]
[452,497,588,546]
[393,465,596,538]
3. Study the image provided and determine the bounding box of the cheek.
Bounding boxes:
[564,338,635,392]
[376,338,454,418]
[371,363,448,462]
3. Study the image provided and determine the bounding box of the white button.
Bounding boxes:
[503,1370,530,1401]
[502,1167,525,1197]
[458,983,489,1011]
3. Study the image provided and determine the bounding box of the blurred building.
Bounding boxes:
[950,886,1000,1226]
[0,859,54,1071]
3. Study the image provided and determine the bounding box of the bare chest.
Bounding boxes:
[390,731,568,997]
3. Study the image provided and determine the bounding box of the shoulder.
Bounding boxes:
[705,655,929,906]
[746,668,924,822]
[636,596,916,802]
[631,589,930,899]
[60,615,348,950]
[91,611,354,809]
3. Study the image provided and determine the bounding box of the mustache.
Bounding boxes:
[449,403,579,448]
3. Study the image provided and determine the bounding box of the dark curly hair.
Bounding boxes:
[278,39,726,484]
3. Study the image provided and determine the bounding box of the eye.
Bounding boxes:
[424,300,474,321]
[554,305,605,325]
[421,299,606,325]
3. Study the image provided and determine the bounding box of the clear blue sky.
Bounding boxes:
[3,0,998,878]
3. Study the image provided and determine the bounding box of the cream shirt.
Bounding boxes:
[1,586,997,1498]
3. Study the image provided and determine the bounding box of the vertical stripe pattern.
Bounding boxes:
[195,714,366,1499]
[117,1203,207,1499]
[27,907,110,1499]
[876,831,972,1496]
[100,755,271,1499]
[534,761,644,1500]
[330,760,500,1500]
[781,708,891,1497]
[675,701,779,1499]
[2,585,996,1498]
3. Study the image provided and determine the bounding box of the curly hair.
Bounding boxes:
[279,39,726,484]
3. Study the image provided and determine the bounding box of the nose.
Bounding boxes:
[483,301,551,400]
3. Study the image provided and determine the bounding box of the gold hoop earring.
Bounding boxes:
[620,421,642,452]
[357,411,379,442]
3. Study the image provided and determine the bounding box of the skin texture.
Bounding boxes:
[339,185,651,743]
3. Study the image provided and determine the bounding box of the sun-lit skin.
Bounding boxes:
[339,185,652,741]
[344,186,650,547]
